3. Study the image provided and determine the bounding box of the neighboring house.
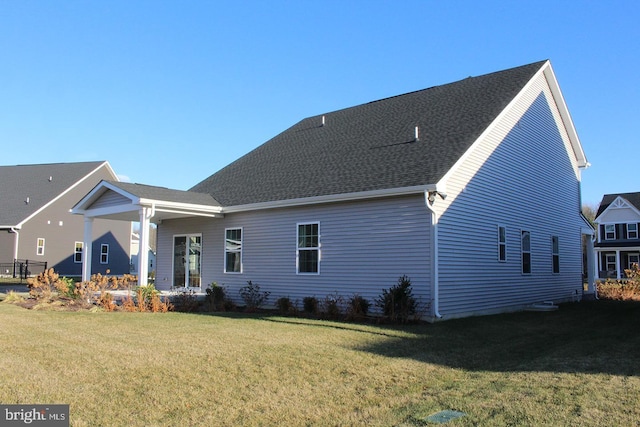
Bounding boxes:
[593,193,640,279]
[130,230,156,276]
[0,161,131,277]
[72,60,594,320]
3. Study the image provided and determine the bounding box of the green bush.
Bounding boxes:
[322,293,343,320]
[276,296,296,315]
[205,283,234,311]
[346,294,370,320]
[375,275,417,323]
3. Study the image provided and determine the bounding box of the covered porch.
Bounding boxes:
[72,180,223,286]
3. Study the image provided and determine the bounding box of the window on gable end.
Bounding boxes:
[498,226,506,262]
[551,236,560,274]
[74,242,83,263]
[521,230,531,274]
[100,244,109,264]
[36,238,45,256]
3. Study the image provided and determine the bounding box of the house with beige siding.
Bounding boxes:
[72,60,594,320]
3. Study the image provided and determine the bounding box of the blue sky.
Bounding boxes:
[1,1,637,206]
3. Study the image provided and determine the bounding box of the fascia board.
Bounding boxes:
[543,63,589,168]
[77,203,141,218]
[71,180,138,213]
[19,162,113,227]
[222,185,437,213]
[139,198,224,214]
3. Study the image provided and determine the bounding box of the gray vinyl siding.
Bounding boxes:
[156,195,432,310]
[435,74,584,318]
[87,189,131,210]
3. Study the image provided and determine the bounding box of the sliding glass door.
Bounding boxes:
[173,234,202,288]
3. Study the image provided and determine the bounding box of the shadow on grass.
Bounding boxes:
[351,300,640,375]
[210,300,640,376]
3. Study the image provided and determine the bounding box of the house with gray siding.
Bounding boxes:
[0,161,131,277]
[593,192,640,279]
[72,60,594,320]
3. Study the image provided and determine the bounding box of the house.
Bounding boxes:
[593,192,640,279]
[130,229,156,276]
[72,60,594,320]
[0,161,131,277]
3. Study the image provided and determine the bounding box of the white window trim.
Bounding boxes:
[36,238,45,256]
[551,235,560,274]
[296,221,320,275]
[605,254,617,271]
[497,225,506,262]
[521,230,531,275]
[604,224,616,240]
[627,223,638,240]
[100,244,109,265]
[74,242,83,264]
[224,227,243,274]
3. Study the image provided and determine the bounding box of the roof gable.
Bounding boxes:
[595,193,640,223]
[191,61,548,207]
[0,161,110,228]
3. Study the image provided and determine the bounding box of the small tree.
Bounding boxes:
[376,275,417,323]
[239,281,270,312]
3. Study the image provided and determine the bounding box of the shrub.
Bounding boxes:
[276,296,296,315]
[322,292,343,320]
[204,283,233,311]
[597,263,640,301]
[375,275,418,323]
[303,296,319,315]
[346,294,370,320]
[173,290,199,312]
[239,281,270,311]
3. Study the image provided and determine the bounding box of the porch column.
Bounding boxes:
[616,250,621,279]
[82,217,94,282]
[584,235,596,296]
[138,207,152,286]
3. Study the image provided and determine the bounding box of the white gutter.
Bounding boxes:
[9,227,19,261]
[424,191,443,319]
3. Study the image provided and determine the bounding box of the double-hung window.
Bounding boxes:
[297,222,319,274]
[605,224,616,240]
[225,228,243,273]
[521,231,531,274]
[498,226,506,262]
[627,223,638,239]
[100,244,109,264]
[551,236,560,274]
[74,242,83,263]
[36,238,45,256]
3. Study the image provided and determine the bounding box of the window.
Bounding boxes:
[551,236,560,274]
[297,222,319,274]
[605,254,616,272]
[225,228,242,273]
[498,226,506,262]
[521,231,531,274]
[74,242,83,263]
[36,238,45,256]
[605,224,616,240]
[100,244,109,264]
[628,223,638,239]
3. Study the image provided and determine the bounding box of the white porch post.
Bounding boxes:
[584,236,596,296]
[138,207,152,286]
[82,217,94,282]
[616,249,621,279]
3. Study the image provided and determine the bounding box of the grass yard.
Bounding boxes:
[0,298,639,426]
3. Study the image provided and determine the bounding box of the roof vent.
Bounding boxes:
[25,197,30,204]
[48,176,53,182]
[321,115,326,127]
[414,126,420,141]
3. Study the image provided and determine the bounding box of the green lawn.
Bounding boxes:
[1,298,639,426]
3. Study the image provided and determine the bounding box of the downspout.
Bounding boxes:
[424,191,442,319]
[9,227,19,261]
[592,234,599,300]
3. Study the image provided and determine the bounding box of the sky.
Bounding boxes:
[0,1,638,207]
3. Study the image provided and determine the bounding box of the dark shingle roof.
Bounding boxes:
[0,161,106,227]
[596,192,640,218]
[190,61,547,206]
[105,181,221,206]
